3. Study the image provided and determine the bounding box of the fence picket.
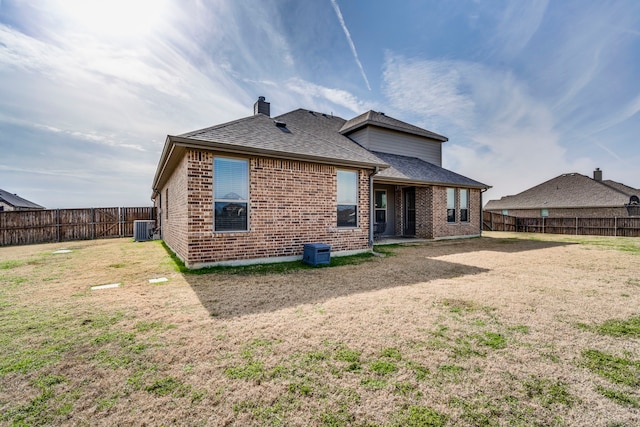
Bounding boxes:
[482,211,640,237]
[0,206,156,246]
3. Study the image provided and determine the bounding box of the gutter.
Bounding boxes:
[369,166,380,247]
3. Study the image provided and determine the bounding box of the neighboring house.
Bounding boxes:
[484,168,640,218]
[0,188,45,211]
[152,97,489,268]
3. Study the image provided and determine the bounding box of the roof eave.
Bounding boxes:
[152,135,390,191]
[341,121,448,142]
[374,175,490,189]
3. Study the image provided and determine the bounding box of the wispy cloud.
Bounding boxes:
[329,0,371,91]
[492,0,548,57]
[286,78,373,114]
[381,53,592,200]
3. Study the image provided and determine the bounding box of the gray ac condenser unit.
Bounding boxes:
[134,220,155,242]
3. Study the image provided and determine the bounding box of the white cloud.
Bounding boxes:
[382,53,593,201]
[492,0,548,57]
[285,78,374,114]
[330,0,371,91]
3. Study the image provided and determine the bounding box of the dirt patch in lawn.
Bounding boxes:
[1,232,639,426]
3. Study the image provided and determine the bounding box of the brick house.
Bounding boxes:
[484,168,640,218]
[0,188,45,211]
[152,97,489,268]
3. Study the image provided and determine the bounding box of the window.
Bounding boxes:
[214,157,249,231]
[446,188,456,223]
[337,170,358,227]
[541,208,549,217]
[374,189,387,224]
[460,189,469,222]
[502,209,509,215]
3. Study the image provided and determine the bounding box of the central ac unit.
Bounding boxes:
[134,220,155,242]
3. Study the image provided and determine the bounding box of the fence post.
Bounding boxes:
[56,209,61,242]
[614,217,617,237]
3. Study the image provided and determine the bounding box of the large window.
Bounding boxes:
[214,157,249,232]
[460,189,469,222]
[446,188,456,223]
[337,170,358,227]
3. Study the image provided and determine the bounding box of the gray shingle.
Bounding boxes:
[340,110,448,141]
[0,188,45,209]
[484,173,638,210]
[179,109,386,167]
[372,151,488,188]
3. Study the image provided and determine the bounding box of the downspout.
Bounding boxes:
[369,167,380,247]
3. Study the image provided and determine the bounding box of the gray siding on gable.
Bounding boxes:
[349,127,442,167]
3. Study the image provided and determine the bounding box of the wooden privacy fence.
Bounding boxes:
[483,211,640,237]
[0,207,156,246]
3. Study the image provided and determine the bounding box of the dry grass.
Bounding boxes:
[0,232,639,426]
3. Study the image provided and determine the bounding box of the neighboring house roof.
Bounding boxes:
[0,188,45,209]
[373,151,488,189]
[601,180,639,195]
[340,110,448,142]
[484,173,638,210]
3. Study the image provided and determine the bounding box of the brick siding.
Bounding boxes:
[161,150,370,268]
[432,186,481,239]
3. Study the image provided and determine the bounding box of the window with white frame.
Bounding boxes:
[337,170,358,227]
[460,189,469,222]
[214,157,249,232]
[446,188,456,223]
[374,189,387,224]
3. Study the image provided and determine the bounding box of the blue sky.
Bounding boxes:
[1,0,639,208]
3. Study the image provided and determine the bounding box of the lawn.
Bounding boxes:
[0,232,639,426]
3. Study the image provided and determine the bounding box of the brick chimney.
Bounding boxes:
[593,168,602,182]
[254,96,270,117]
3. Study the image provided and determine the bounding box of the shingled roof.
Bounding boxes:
[373,151,488,188]
[0,188,45,210]
[153,101,488,192]
[484,172,639,210]
[340,110,448,141]
[177,109,387,168]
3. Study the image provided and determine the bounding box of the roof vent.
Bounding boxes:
[274,120,290,133]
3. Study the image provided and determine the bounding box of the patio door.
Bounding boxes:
[403,187,416,236]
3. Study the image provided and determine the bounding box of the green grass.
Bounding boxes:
[581,349,640,387]
[162,240,389,274]
[593,316,640,338]
[523,377,576,408]
[369,360,398,375]
[390,405,448,427]
[596,386,640,408]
